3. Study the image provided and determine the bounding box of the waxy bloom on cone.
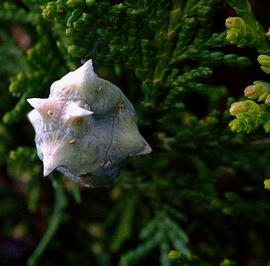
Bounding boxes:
[27,60,151,187]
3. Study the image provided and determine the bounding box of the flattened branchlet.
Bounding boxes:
[27,60,151,187]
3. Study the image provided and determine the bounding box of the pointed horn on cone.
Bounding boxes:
[62,102,93,123]
[135,138,152,155]
[42,152,59,177]
[58,59,96,89]
[27,110,43,134]
[27,98,59,117]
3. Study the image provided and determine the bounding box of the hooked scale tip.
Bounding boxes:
[83,59,93,69]
[27,98,59,116]
[42,153,58,177]
[27,98,43,109]
[62,102,93,123]
[69,102,93,117]
[136,139,152,155]
[43,165,54,177]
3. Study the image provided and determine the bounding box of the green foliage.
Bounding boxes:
[226,0,270,134]
[27,177,67,266]
[120,206,189,266]
[225,0,270,54]
[1,0,270,266]
[168,250,236,266]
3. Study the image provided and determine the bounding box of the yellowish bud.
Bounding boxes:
[229,102,247,116]
[265,95,270,105]
[266,28,270,41]
[168,251,181,260]
[258,55,270,74]
[264,179,270,190]
[225,17,237,28]
[244,85,256,97]
[258,54,270,65]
